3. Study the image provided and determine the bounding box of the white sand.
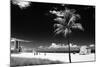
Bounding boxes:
[11,52,95,62]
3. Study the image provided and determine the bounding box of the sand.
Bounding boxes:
[11,52,95,63]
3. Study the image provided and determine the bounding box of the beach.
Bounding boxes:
[11,52,95,63]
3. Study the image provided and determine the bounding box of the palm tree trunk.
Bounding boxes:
[67,30,71,63]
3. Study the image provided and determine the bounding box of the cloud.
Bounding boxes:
[89,44,95,47]
[38,43,79,49]
[48,43,78,48]
[38,46,44,48]
[49,43,61,48]
[11,0,31,9]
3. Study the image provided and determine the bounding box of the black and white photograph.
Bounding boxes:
[10,0,95,67]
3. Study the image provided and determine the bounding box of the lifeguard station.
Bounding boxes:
[11,38,31,53]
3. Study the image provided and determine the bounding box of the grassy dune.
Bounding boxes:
[10,57,63,67]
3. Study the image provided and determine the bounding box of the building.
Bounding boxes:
[11,38,31,53]
[79,46,91,55]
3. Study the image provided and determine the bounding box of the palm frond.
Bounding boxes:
[63,28,71,37]
[54,23,63,28]
[56,11,64,17]
[72,23,84,31]
[54,17,64,23]
[55,28,63,34]
[64,8,76,18]
[54,17,65,24]
[50,10,64,17]
[68,14,80,26]
[70,9,76,14]
[75,14,80,19]
[54,27,62,32]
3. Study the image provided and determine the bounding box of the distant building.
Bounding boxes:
[11,38,31,53]
[79,46,91,55]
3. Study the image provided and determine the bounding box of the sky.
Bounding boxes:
[11,2,95,48]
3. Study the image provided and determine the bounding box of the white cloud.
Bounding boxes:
[38,46,44,48]
[89,44,95,47]
[38,43,79,49]
[48,43,68,48]
[49,43,61,48]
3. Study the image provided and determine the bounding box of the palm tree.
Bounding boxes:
[50,8,84,63]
